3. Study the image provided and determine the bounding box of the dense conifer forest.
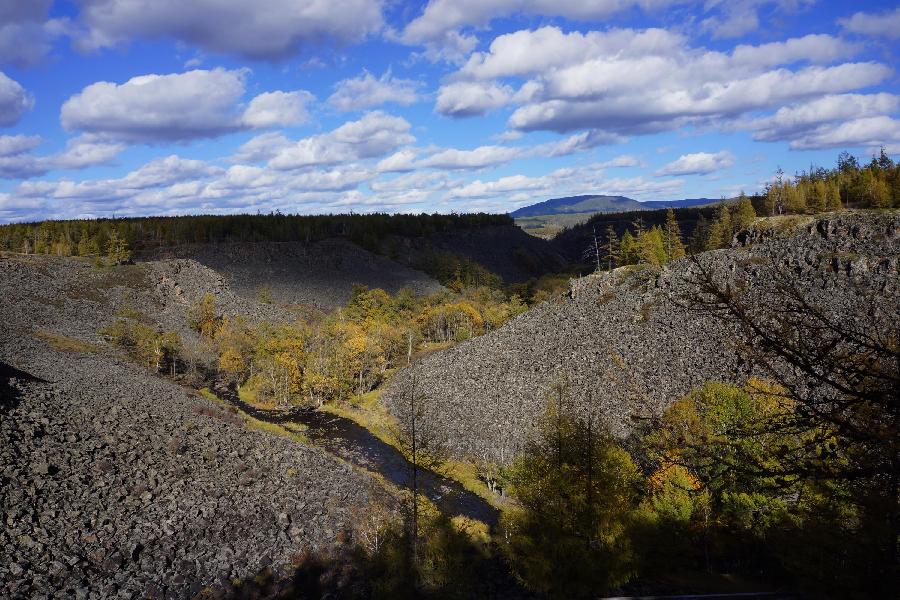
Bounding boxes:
[0,212,512,258]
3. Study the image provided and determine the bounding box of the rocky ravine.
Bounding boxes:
[0,255,385,599]
[382,212,900,465]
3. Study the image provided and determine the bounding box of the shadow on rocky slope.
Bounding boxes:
[0,361,44,414]
[142,239,444,311]
[212,381,499,527]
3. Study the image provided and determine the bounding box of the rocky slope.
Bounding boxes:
[3,254,292,334]
[382,212,900,465]
[0,255,386,598]
[142,239,444,311]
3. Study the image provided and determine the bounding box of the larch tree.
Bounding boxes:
[500,379,641,598]
[638,226,667,267]
[731,194,757,231]
[603,225,619,271]
[105,232,132,266]
[619,230,637,265]
[188,293,218,339]
[663,209,685,262]
[706,203,733,250]
[687,255,900,583]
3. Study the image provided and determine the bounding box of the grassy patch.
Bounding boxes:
[34,329,103,354]
[245,418,308,444]
[197,387,308,443]
[442,459,499,508]
[324,390,400,451]
[753,214,815,234]
[237,383,262,406]
[197,387,218,403]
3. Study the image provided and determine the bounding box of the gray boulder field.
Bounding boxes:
[0,255,383,599]
[382,211,900,466]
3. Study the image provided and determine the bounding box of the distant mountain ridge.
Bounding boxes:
[509,195,717,218]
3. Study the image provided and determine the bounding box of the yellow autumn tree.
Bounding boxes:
[218,344,246,380]
[249,322,307,407]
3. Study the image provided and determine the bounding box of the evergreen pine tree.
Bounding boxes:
[689,215,709,254]
[632,216,645,237]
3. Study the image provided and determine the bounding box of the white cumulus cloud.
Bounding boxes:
[61,69,313,143]
[0,0,66,68]
[419,145,520,169]
[840,7,900,40]
[74,0,383,60]
[435,81,512,117]
[656,151,735,176]
[268,111,415,170]
[436,24,891,153]
[747,93,900,148]
[329,70,420,112]
[0,71,32,126]
[0,134,123,179]
[242,90,314,128]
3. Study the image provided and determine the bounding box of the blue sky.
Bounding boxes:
[0,0,898,222]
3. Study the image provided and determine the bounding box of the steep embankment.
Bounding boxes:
[0,256,385,598]
[382,212,900,465]
[142,239,444,311]
[382,224,569,284]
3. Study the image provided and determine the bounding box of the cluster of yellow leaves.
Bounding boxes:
[198,283,528,409]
